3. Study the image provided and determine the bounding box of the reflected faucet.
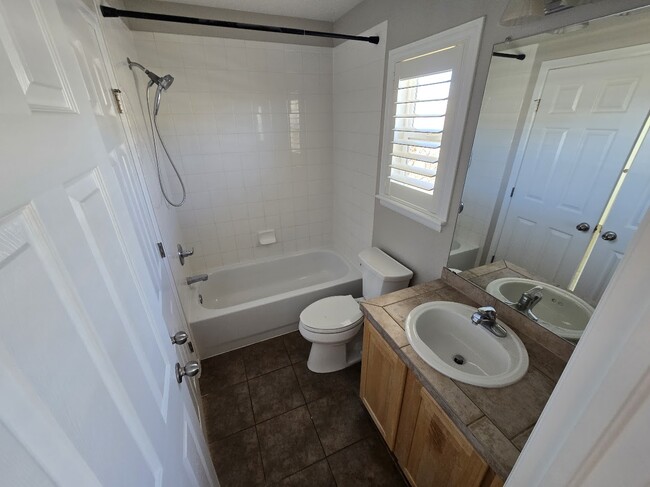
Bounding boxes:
[187,274,208,285]
[515,286,543,321]
[471,306,507,338]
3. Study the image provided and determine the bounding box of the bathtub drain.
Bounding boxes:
[453,354,465,365]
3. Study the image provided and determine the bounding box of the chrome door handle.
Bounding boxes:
[602,231,617,241]
[170,331,188,345]
[176,361,200,383]
[177,244,194,266]
[576,222,590,232]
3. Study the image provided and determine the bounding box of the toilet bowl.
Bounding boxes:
[299,248,413,373]
[299,295,364,373]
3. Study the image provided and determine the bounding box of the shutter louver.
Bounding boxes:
[389,70,452,197]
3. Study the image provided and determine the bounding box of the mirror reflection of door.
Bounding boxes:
[574,126,650,303]
[494,46,650,301]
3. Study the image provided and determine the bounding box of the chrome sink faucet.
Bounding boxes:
[186,274,208,285]
[515,286,543,321]
[471,306,507,338]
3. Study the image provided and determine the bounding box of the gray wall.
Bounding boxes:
[334,0,650,284]
[123,0,334,47]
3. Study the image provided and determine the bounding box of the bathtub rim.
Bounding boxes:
[450,238,480,256]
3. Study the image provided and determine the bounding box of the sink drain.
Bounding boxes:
[453,354,465,365]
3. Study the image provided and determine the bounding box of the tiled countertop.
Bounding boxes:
[360,272,573,480]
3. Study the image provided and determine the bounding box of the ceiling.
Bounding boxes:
[155,0,366,22]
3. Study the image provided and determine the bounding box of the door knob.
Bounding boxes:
[177,244,194,266]
[602,231,617,241]
[176,361,200,383]
[170,331,188,345]
[576,222,590,232]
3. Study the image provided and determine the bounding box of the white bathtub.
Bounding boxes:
[448,239,480,271]
[189,249,362,358]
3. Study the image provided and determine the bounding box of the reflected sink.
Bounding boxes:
[405,301,528,388]
[485,278,594,340]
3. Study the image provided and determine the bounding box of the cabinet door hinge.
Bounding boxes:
[111,88,125,114]
[510,187,515,197]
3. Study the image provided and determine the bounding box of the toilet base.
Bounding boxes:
[304,327,363,373]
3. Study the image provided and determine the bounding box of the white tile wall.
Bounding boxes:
[133,32,333,272]
[331,23,388,266]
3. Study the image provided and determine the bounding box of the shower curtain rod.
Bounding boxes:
[100,6,380,44]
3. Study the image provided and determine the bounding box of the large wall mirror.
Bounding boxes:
[448,6,650,342]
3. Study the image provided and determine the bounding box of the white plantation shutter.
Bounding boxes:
[377,19,484,231]
[386,46,459,212]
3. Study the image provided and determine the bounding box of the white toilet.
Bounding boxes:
[299,247,413,373]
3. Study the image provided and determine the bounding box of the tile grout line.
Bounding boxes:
[282,333,337,485]
[247,378,269,484]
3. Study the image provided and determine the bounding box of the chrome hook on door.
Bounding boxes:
[602,231,617,241]
[576,222,590,232]
[176,361,200,383]
[177,244,194,266]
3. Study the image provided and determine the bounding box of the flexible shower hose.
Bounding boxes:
[146,83,186,207]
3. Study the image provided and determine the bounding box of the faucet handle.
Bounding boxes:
[477,306,496,318]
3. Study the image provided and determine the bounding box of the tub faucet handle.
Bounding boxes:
[177,244,194,266]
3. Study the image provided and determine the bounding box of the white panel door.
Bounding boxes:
[0,1,217,486]
[495,49,650,288]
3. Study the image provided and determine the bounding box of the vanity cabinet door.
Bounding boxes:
[360,321,407,448]
[396,371,491,487]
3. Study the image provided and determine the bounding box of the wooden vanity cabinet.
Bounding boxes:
[360,321,407,448]
[360,321,505,487]
[395,371,494,487]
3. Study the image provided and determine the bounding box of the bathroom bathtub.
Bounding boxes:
[448,239,480,271]
[189,249,362,358]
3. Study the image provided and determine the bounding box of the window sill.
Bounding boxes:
[376,195,445,232]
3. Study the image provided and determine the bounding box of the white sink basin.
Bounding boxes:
[405,301,528,388]
[485,277,594,340]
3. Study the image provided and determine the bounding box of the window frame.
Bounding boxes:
[377,17,484,231]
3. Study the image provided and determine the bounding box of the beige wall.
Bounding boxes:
[334,0,650,283]
[122,0,334,47]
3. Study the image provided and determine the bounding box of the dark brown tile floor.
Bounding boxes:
[200,331,408,486]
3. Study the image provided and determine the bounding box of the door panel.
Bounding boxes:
[63,170,171,418]
[0,208,162,486]
[0,0,76,112]
[109,144,163,301]
[496,51,650,288]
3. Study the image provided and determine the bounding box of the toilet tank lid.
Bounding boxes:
[358,248,413,282]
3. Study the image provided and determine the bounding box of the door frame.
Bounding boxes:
[487,43,650,263]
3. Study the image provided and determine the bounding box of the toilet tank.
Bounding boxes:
[358,248,413,299]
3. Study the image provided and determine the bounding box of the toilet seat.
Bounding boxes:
[299,295,363,334]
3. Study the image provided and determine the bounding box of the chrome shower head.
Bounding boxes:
[158,74,174,91]
[153,75,174,116]
[127,58,174,116]
[127,57,173,90]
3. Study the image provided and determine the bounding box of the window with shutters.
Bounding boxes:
[377,19,484,231]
